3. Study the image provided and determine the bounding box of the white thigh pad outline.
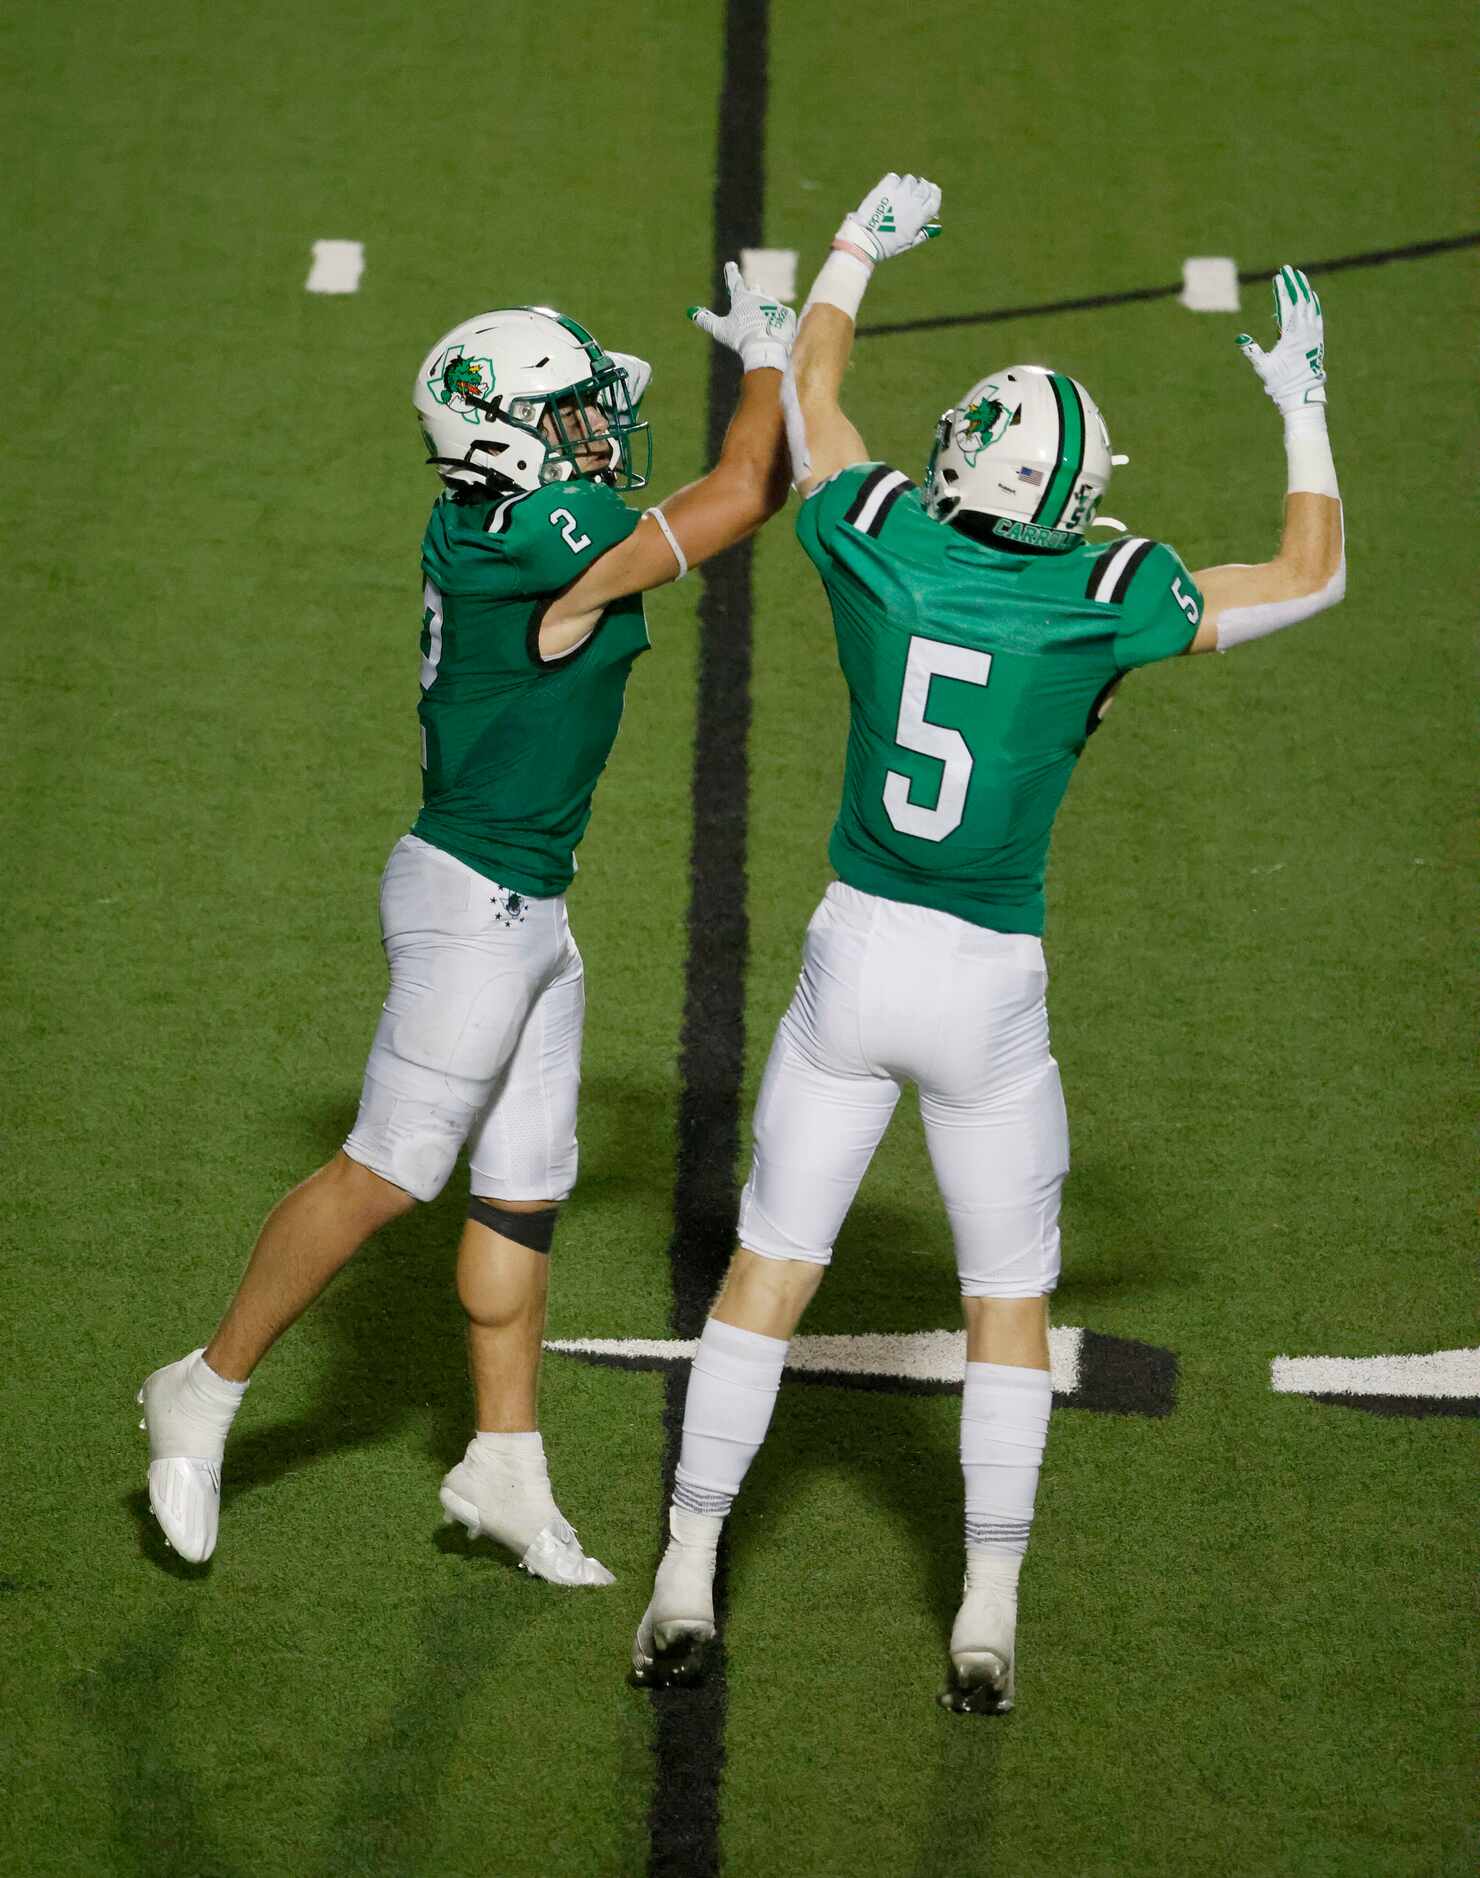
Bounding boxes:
[737,884,1068,1293]
[343,836,572,1203]
[467,940,585,1203]
[921,1060,1069,1298]
[737,1025,902,1264]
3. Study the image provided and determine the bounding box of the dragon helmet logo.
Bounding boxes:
[429,347,497,425]
[955,391,1015,465]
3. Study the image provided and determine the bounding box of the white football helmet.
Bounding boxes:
[924,366,1113,549]
[413,306,651,496]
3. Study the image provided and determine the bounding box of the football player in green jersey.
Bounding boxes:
[634,176,1345,1708]
[138,274,796,1577]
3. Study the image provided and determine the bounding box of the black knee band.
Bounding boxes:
[468,1197,560,1254]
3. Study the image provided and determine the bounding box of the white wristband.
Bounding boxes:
[645,505,688,580]
[802,249,874,323]
[1283,406,1339,498]
[738,339,790,375]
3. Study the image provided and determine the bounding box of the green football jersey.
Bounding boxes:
[796,463,1204,936]
[412,477,648,898]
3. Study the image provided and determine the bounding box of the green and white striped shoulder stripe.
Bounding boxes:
[843,466,914,537]
[1085,535,1156,605]
[1030,372,1094,532]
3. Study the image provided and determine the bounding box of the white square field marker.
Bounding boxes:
[306,240,365,294]
[739,247,798,302]
[1180,256,1240,312]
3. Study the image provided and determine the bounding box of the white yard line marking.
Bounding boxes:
[549,1335,700,1363]
[740,246,799,302]
[1271,1347,1480,1399]
[305,240,364,294]
[1179,256,1240,312]
[547,1326,1085,1394]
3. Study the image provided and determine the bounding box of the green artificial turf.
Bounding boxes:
[4,0,1474,1872]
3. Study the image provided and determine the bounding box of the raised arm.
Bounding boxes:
[1186,267,1345,654]
[539,266,794,655]
[785,173,942,498]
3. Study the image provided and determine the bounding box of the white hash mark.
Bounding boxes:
[306,240,364,294]
[1179,256,1240,313]
[739,247,799,302]
[1271,1348,1480,1399]
[546,1326,1085,1394]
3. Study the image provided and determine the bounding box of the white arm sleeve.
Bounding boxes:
[1214,517,1346,651]
[1215,403,1344,650]
[781,361,812,489]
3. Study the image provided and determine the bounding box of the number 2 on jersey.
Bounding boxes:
[420,578,445,691]
[550,508,592,554]
[883,636,992,841]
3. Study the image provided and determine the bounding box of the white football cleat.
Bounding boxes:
[631,1516,719,1688]
[439,1448,614,1588]
[137,1350,227,1564]
[940,1575,1017,1716]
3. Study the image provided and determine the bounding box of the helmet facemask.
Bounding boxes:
[525,360,651,491]
[415,309,652,499]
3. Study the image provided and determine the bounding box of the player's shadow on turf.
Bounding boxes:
[69,1609,246,1877]
[555,1068,680,1206]
[812,1169,1179,1334]
[727,1206,974,1668]
[734,1386,968,1615]
[728,1376,1009,1865]
[804,1197,973,1331]
[123,1488,219,1577]
[1055,1154,1183,1304]
[123,1180,471,1550]
[136,1072,681,1518]
[211,1188,472,1501]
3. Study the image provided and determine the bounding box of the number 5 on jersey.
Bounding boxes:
[883,636,992,841]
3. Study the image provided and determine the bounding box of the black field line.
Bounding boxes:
[1302,1392,1480,1421]
[647,2,768,1874]
[856,229,1480,339]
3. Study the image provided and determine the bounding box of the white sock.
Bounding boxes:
[466,1431,557,1529]
[964,1550,1025,1596]
[961,1361,1052,1565]
[182,1351,248,1430]
[470,1430,548,1475]
[672,1317,789,1522]
[668,1503,724,1552]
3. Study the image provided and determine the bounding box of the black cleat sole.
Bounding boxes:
[631,1623,712,1689]
[937,1678,1012,1716]
[938,1651,1013,1717]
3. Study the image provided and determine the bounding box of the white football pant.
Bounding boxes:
[343,834,584,1203]
[737,883,1068,1297]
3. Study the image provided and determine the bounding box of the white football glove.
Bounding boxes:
[836,171,942,264]
[688,261,798,373]
[608,350,652,409]
[1237,266,1327,413]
